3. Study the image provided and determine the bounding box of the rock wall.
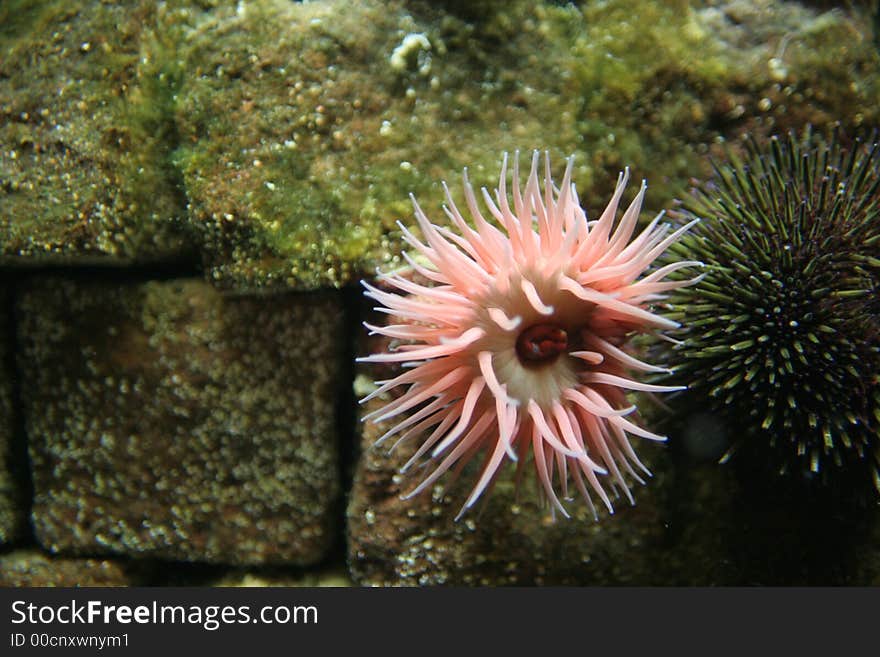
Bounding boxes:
[1,0,879,586]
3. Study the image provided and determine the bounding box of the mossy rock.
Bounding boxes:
[3,0,878,289]
[0,0,194,264]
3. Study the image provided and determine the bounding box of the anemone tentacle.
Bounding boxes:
[360,151,699,519]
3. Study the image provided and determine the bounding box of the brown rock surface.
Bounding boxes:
[17,276,346,565]
[0,550,131,587]
[0,1,193,265]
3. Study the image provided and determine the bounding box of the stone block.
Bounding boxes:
[17,276,345,565]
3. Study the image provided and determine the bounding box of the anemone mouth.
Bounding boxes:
[515,323,569,367]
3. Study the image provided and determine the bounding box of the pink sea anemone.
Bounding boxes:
[359,152,700,520]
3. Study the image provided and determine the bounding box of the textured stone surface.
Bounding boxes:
[667,446,880,586]
[171,0,880,290]
[849,511,880,586]
[0,550,131,587]
[211,566,352,588]
[0,281,27,545]
[17,276,345,565]
[2,0,877,288]
[0,1,193,264]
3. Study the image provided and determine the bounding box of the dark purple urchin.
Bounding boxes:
[660,128,880,498]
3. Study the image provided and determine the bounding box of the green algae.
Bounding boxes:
[170,0,630,289]
[2,0,879,288]
[172,0,880,290]
[0,1,192,262]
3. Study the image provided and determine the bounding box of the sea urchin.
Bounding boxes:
[662,130,880,497]
[360,152,700,520]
